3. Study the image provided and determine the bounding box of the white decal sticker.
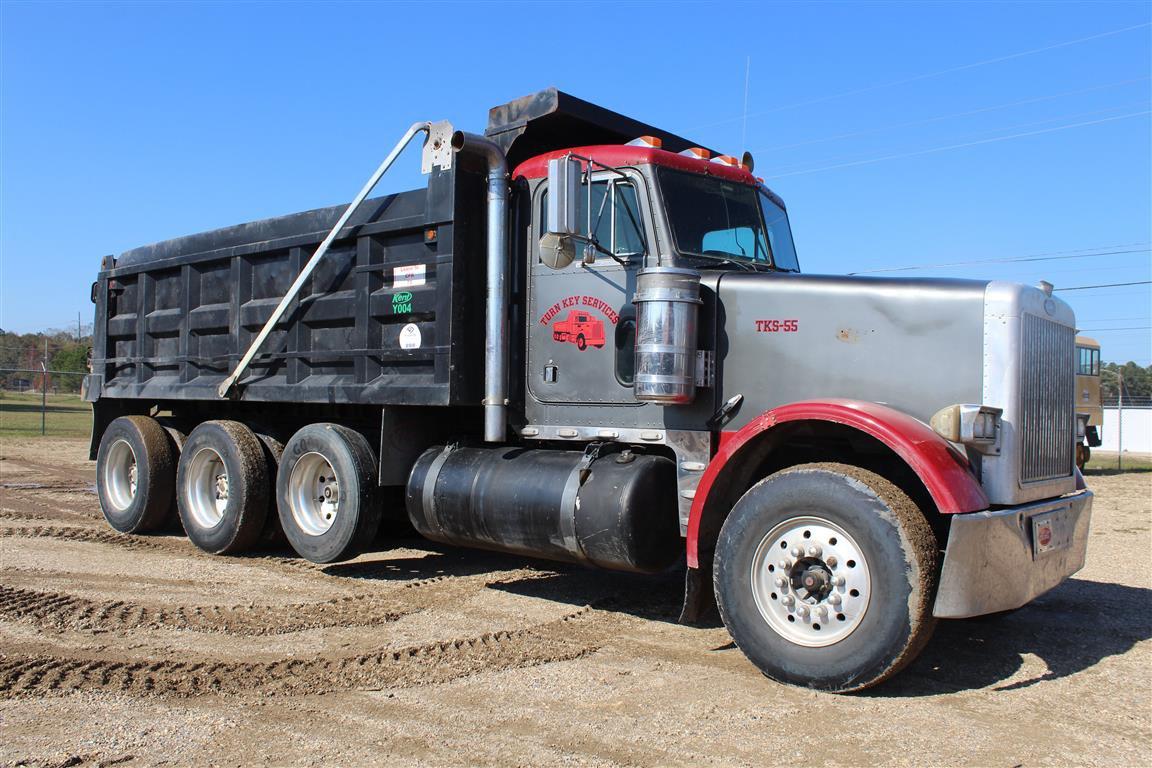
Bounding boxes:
[399,323,422,350]
[393,264,426,288]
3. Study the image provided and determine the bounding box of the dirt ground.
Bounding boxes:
[1,437,1149,768]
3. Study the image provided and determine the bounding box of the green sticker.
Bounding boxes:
[392,291,413,314]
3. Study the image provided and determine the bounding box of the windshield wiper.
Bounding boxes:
[684,253,756,271]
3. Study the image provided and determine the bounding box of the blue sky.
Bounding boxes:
[2,1,1149,363]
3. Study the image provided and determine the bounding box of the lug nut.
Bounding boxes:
[790,546,802,558]
[815,605,828,618]
[779,559,792,570]
[806,544,822,558]
[781,595,795,607]
[833,575,846,587]
[775,576,787,588]
[797,605,810,618]
[825,555,838,568]
[828,593,842,606]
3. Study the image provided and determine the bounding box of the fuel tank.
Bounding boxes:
[406,445,681,573]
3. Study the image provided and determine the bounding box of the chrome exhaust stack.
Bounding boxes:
[450,131,509,442]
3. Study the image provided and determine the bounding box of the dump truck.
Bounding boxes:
[551,309,606,349]
[84,89,1093,692]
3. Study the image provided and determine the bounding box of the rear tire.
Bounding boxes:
[714,463,939,692]
[96,415,176,534]
[176,420,268,555]
[255,432,288,549]
[157,420,188,531]
[277,424,381,564]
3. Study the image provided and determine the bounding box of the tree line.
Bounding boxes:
[1,323,1149,400]
[0,327,92,393]
[1100,361,1152,403]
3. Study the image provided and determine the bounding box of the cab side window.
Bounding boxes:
[539,180,647,259]
[1077,347,1100,376]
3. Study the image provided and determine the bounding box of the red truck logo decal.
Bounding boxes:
[538,295,618,351]
[551,310,606,351]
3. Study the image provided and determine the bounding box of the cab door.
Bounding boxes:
[527,172,649,405]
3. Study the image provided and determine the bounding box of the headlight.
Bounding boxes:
[930,404,1003,453]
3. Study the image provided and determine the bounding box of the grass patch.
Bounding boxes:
[0,391,92,438]
[1084,450,1152,474]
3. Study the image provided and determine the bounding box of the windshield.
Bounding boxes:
[658,167,799,271]
[760,191,800,272]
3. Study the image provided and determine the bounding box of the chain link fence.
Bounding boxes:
[0,368,92,438]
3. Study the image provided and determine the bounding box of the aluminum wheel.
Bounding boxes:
[288,452,340,537]
[749,515,871,647]
[103,438,138,512]
[184,447,229,529]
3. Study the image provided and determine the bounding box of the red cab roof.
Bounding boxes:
[513,145,758,185]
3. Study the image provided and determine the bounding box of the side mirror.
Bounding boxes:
[539,232,576,269]
[539,156,583,270]
[546,156,581,236]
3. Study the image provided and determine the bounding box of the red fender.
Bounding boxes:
[686,399,989,568]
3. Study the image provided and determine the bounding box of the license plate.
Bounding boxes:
[1032,508,1072,557]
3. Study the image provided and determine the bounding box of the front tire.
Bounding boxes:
[1076,443,1090,471]
[277,424,381,564]
[714,463,938,692]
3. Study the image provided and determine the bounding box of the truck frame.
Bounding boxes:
[84,89,1093,692]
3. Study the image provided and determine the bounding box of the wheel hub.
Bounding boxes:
[185,447,229,529]
[103,439,138,512]
[289,453,341,536]
[749,516,872,648]
[794,559,833,601]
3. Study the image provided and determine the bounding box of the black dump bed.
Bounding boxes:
[91,161,488,406]
[89,88,703,409]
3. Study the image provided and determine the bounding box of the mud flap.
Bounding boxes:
[679,565,719,625]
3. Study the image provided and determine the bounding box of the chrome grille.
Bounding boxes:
[1019,314,1075,482]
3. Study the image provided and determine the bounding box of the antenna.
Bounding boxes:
[741,56,751,153]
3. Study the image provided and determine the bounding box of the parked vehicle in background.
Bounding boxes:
[83,89,1092,693]
[1076,336,1103,469]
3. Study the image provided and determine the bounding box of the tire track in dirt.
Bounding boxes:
[0,523,319,573]
[0,496,101,523]
[0,584,414,636]
[0,483,93,493]
[0,608,601,698]
[0,562,554,637]
[0,524,160,551]
[0,455,95,486]
[0,523,560,588]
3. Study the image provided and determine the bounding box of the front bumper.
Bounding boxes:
[932,489,1093,618]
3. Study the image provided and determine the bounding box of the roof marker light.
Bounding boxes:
[710,155,740,167]
[679,147,711,160]
[626,135,663,148]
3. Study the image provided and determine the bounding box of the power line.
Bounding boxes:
[1079,327,1152,331]
[766,101,1151,176]
[753,76,1150,155]
[1080,317,1152,323]
[1055,281,1152,291]
[688,21,1152,131]
[849,245,1151,275]
[767,110,1151,178]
